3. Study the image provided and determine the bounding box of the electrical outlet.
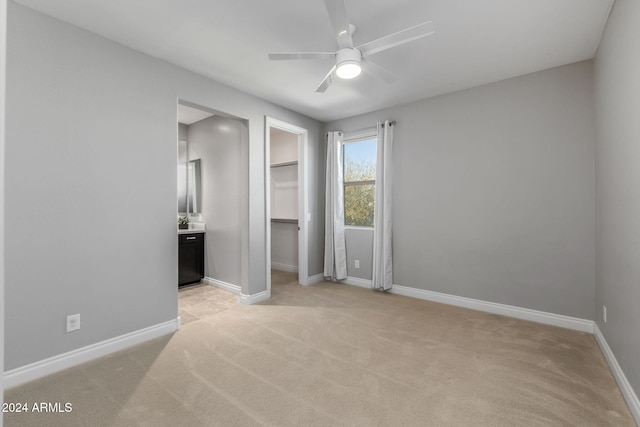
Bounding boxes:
[354,259,360,269]
[67,314,81,332]
[603,305,607,323]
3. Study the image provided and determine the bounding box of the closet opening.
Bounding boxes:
[265,117,309,294]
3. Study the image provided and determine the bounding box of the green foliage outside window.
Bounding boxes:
[344,140,376,226]
[344,182,375,226]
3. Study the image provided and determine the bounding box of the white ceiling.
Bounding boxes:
[177,104,214,125]
[16,0,614,122]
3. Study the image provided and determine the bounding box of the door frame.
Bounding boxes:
[265,117,309,292]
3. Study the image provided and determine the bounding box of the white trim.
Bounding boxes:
[343,276,372,289]
[343,127,377,142]
[4,318,180,389]
[238,290,271,305]
[307,273,325,285]
[202,276,241,294]
[297,127,309,286]
[390,284,594,333]
[344,225,375,231]
[594,324,640,424]
[271,262,298,273]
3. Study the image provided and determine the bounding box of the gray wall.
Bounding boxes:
[188,116,249,286]
[345,228,373,280]
[326,61,596,320]
[270,130,297,164]
[1,0,6,416]
[594,0,640,400]
[178,123,188,141]
[271,222,298,270]
[5,3,323,370]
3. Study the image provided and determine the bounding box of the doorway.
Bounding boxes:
[177,100,249,295]
[265,117,309,294]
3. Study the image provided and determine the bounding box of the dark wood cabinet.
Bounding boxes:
[178,233,204,286]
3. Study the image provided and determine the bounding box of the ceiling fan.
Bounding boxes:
[268,0,435,92]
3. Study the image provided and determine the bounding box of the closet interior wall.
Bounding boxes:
[270,129,299,274]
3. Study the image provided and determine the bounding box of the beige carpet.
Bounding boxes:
[4,271,636,426]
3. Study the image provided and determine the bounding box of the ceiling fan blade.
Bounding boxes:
[315,65,337,93]
[362,58,397,84]
[323,0,354,49]
[268,52,335,60]
[358,21,434,57]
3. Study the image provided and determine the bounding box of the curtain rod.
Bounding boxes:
[328,121,395,136]
[344,120,396,134]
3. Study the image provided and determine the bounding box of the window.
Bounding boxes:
[343,137,377,227]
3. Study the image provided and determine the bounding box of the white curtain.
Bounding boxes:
[324,131,348,280]
[372,121,394,290]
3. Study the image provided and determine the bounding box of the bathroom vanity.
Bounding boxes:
[178,229,205,286]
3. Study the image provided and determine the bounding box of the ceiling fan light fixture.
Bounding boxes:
[336,61,361,79]
[335,48,362,79]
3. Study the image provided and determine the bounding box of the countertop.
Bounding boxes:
[178,228,206,235]
[178,222,206,234]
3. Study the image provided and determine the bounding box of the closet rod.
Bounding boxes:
[271,218,298,224]
[270,160,298,168]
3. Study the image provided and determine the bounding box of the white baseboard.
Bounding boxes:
[271,262,298,273]
[343,276,372,289]
[4,318,180,389]
[238,290,270,305]
[206,277,272,305]
[206,277,270,304]
[594,324,640,424]
[307,273,325,285]
[203,276,241,294]
[390,284,594,333]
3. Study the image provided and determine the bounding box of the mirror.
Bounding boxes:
[177,139,202,215]
[187,159,202,214]
[178,140,188,213]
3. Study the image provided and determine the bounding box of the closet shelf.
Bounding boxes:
[270,160,298,168]
[271,218,298,224]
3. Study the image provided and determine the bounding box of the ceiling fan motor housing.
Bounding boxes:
[336,48,362,79]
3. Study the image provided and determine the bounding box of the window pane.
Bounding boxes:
[343,138,376,227]
[344,139,376,182]
[344,184,375,226]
